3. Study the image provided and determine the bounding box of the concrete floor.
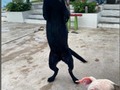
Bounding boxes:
[1,22,120,90]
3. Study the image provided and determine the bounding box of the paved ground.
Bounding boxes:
[1,22,120,90]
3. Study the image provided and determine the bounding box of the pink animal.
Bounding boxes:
[76,76,120,90]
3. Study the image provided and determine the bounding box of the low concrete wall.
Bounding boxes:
[70,13,100,28]
[7,11,31,23]
[78,13,100,28]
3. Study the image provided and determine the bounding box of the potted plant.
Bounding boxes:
[5,0,32,22]
[70,0,100,28]
[72,0,97,13]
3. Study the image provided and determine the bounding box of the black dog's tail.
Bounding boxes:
[69,48,87,63]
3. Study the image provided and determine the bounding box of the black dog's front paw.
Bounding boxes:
[48,76,55,82]
[73,78,79,84]
[74,81,79,84]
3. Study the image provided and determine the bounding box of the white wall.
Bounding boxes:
[7,11,31,23]
[78,13,98,28]
[70,13,100,28]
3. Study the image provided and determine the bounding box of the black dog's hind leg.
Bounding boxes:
[62,51,79,84]
[48,51,59,82]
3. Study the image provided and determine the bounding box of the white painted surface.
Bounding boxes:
[32,9,43,14]
[98,4,120,28]
[98,23,120,28]
[103,4,120,10]
[2,12,7,21]
[31,2,43,9]
[2,17,7,22]
[28,14,43,19]
[7,11,31,23]
[25,19,46,24]
[101,10,120,17]
[2,12,6,17]
[77,13,99,28]
[99,17,120,23]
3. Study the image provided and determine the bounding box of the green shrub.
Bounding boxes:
[72,0,97,13]
[87,2,97,13]
[5,2,18,11]
[5,2,31,11]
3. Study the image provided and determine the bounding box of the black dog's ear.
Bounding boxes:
[113,84,120,90]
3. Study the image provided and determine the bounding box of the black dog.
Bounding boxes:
[43,0,87,84]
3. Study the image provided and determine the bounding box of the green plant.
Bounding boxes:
[87,2,97,13]
[5,2,18,11]
[72,0,97,13]
[5,2,31,11]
